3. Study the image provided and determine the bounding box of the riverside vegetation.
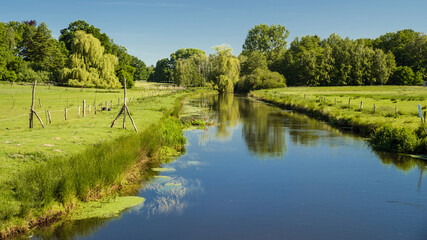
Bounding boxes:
[0,81,212,239]
[250,86,427,154]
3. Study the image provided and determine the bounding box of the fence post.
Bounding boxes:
[360,101,363,111]
[395,106,398,118]
[348,98,351,106]
[373,103,376,114]
[65,108,67,120]
[334,97,336,106]
[48,110,52,124]
[83,100,86,117]
[78,106,81,118]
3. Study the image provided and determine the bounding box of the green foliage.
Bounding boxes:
[369,125,418,153]
[16,62,50,82]
[60,31,121,88]
[242,24,289,62]
[239,51,268,76]
[170,48,205,68]
[236,68,286,92]
[388,66,423,85]
[130,56,148,80]
[173,53,208,87]
[59,20,112,54]
[148,58,173,83]
[208,45,240,93]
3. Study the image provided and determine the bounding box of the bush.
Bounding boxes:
[236,68,286,92]
[368,125,419,153]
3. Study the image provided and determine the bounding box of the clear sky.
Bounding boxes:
[1,0,426,66]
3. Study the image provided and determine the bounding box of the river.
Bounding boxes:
[33,94,427,240]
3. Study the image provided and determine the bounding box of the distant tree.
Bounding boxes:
[371,49,396,85]
[388,66,423,85]
[20,22,67,72]
[170,48,205,67]
[239,51,268,76]
[59,20,112,54]
[173,53,208,87]
[148,58,173,82]
[130,55,148,80]
[60,31,120,88]
[242,24,289,63]
[208,45,240,93]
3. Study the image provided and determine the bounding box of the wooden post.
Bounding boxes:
[105,101,108,109]
[360,101,363,111]
[100,102,103,111]
[89,105,91,115]
[65,108,67,120]
[111,78,138,132]
[48,110,52,124]
[395,106,398,118]
[348,98,351,106]
[94,104,97,114]
[118,98,120,105]
[334,97,336,106]
[83,100,86,117]
[123,80,127,129]
[29,81,44,128]
[78,106,81,117]
[373,103,376,114]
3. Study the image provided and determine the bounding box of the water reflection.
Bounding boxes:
[142,176,203,217]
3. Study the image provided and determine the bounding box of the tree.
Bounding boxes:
[148,58,173,83]
[59,20,112,54]
[130,56,148,80]
[208,45,240,93]
[169,48,205,68]
[239,51,268,76]
[371,49,396,85]
[242,24,289,62]
[60,31,120,88]
[173,53,208,87]
[388,66,423,85]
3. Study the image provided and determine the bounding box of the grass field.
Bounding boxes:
[0,81,199,237]
[251,86,427,154]
[0,81,186,184]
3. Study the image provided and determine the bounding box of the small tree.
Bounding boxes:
[208,45,240,93]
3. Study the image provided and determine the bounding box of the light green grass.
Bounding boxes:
[0,81,186,184]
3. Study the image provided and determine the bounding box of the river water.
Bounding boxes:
[34,94,427,240]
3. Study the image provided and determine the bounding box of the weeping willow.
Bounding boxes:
[209,45,240,93]
[61,31,121,88]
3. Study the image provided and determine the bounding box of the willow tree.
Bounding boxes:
[208,45,240,93]
[60,31,121,88]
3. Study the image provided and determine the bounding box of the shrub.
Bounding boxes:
[368,125,418,153]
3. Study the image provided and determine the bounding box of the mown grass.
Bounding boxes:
[0,82,196,238]
[251,86,427,154]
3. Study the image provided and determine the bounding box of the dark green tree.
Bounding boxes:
[148,58,173,83]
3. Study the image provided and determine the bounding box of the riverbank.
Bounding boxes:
[0,83,213,239]
[250,86,427,154]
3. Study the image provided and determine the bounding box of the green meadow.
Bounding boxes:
[0,81,196,237]
[251,86,427,154]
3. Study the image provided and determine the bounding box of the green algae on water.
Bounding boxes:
[151,167,176,172]
[69,196,145,221]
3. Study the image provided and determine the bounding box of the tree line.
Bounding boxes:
[149,24,427,92]
[0,20,151,88]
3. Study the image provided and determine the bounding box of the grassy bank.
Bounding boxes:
[0,82,197,238]
[250,86,427,154]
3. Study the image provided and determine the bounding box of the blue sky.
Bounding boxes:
[1,0,426,66]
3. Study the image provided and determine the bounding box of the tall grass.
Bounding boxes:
[0,98,186,236]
